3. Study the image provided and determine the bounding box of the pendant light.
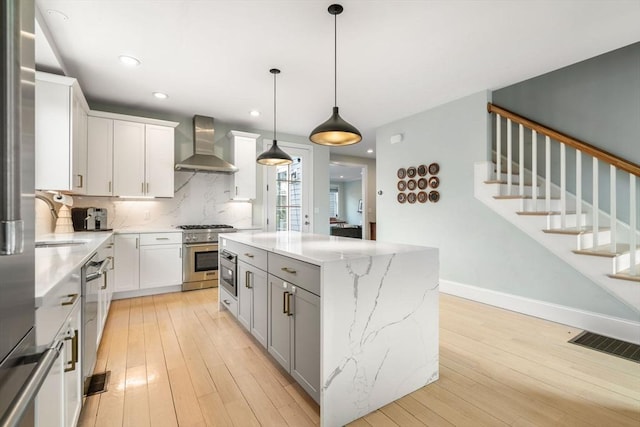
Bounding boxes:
[257,68,293,166]
[309,4,361,146]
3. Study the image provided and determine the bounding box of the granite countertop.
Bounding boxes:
[220,231,433,265]
[35,231,113,306]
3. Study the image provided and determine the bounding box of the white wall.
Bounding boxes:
[344,180,362,226]
[376,91,638,321]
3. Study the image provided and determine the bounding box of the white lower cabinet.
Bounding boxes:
[114,233,182,293]
[237,260,268,347]
[36,299,81,427]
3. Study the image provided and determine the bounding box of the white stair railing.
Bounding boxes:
[488,103,640,278]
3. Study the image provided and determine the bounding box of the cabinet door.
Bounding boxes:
[71,89,88,194]
[113,120,145,196]
[35,331,65,427]
[145,124,174,197]
[35,79,71,191]
[291,285,321,403]
[87,116,114,196]
[139,244,182,289]
[237,262,252,332]
[114,234,140,292]
[229,132,259,200]
[64,305,82,427]
[250,267,268,348]
[268,275,291,372]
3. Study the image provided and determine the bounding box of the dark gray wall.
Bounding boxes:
[492,42,640,225]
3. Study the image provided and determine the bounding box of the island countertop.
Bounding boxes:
[219,230,432,265]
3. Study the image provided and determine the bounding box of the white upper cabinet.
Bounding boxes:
[228,130,260,200]
[87,111,178,197]
[35,72,89,193]
[87,116,114,196]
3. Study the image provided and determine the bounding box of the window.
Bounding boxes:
[275,158,302,231]
[329,186,339,218]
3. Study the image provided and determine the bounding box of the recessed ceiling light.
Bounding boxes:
[340,175,344,178]
[152,92,168,99]
[46,9,68,20]
[119,55,141,67]
[250,110,260,117]
[367,149,373,153]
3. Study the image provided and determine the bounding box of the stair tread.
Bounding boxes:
[607,266,640,283]
[517,211,576,216]
[572,244,639,258]
[493,195,560,200]
[542,226,610,235]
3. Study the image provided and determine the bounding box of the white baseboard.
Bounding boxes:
[440,279,640,345]
[112,284,183,300]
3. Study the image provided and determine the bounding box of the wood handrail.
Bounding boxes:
[487,103,640,177]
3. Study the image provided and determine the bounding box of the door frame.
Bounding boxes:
[329,160,369,239]
[262,141,314,232]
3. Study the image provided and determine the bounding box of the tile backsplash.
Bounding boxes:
[36,171,254,236]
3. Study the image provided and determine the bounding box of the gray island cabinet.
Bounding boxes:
[219,231,439,427]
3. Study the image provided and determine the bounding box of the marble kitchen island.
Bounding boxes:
[219,231,439,427]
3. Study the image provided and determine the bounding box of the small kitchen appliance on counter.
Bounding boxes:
[178,224,236,291]
[71,207,110,231]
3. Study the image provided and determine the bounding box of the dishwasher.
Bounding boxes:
[81,252,111,395]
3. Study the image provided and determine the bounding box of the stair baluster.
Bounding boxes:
[610,165,617,252]
[630,175,637,276]
[519,124,524,198]
[532,130,538,211]
[496,114,501,181]
[593,158,599,247]
[507,118,513,195]
[561,143,567,228]
[576,150,582,229]
[545,136,551,212]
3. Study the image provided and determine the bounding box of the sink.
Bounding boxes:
[35,240,88,248]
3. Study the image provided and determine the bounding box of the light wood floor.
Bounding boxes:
[78,289,640,427]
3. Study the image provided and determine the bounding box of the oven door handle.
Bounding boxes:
[184,243,219,249]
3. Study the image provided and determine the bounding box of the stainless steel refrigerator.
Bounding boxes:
[0,1,63,426]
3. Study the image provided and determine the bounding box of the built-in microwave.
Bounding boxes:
[218,250,237,296]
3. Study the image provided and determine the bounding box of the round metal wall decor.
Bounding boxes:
[396,162,441,204]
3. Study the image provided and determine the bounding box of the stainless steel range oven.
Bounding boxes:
[178,225,236,291]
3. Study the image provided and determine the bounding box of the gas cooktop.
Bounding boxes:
[177,224,234,230]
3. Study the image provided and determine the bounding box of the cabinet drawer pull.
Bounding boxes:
[77,174,83,188]
[281,267,297,274]
[287,292,293,316]
[155,237,170,240]
[245,270,251,288]
[64,329,78,372]
[108,181,112,193]
[61,293,78,306]
[141,182,145,193]
[244,253,254,258]
[146,182,150,193]
[223,299,231,306]
[101,273,108,290]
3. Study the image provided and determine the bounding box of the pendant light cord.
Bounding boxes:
[334,12,337,107]
[273,71,277,141]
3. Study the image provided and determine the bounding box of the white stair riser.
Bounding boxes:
[521,199,576,212]
[546,214,587,229]
[577,230,612,250]
[497,184,540,197]
[615,249,640,273]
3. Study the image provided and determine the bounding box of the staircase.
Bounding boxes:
[475,103,640,313]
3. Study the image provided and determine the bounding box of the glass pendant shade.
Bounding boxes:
[257,140,292,166]
[257,68,292,165]
[309,106,362,146]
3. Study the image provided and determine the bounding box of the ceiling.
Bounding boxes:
[35,1,640,159]
[329,163,363,183]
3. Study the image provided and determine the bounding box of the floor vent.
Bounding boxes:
[85,371,111,396]
[569,332,639,363]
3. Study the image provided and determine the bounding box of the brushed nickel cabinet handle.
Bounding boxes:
[61,293,78,306]
[101,273,108,290]
[141,182,145,193]
[146,182,149,193]
[281,267,296,274]
[156,237,169,240]
[245,270,250,288]
[244,253,254,258]
[77,174,83,188]
[108,181,112,193]
[223,299,231,306]
[135,237,139,249]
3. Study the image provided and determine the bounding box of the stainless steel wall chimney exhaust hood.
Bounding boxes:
[174,115,238,173]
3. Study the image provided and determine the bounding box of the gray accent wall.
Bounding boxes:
[492,42,640,225]
[376,91,638,321]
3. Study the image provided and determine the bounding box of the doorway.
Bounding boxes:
[263,142,313,233]
[329,162,367,239]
